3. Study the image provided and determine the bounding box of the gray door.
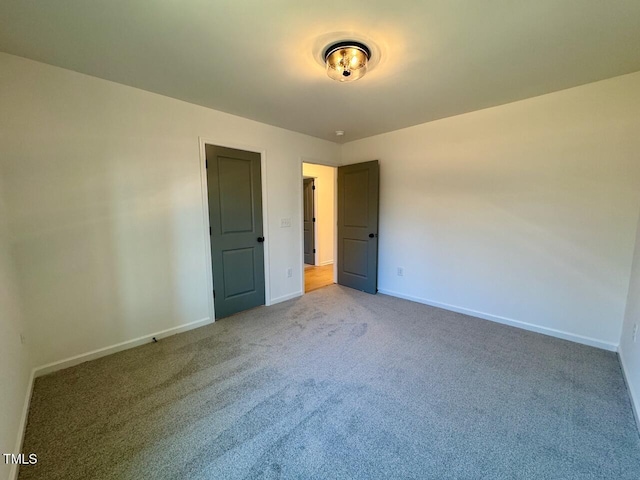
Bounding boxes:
[206,145,265,319]
[337,160,379,294]
[303,178,315,265]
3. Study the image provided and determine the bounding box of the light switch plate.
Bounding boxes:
[280,218,291,228]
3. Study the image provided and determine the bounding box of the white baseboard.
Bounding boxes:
[10,368,36,480]
[9,316,213,478]
[34,316,213,377]
[271,291,303,304]
[377,288,618,352]
[619,348,640,434]
[318,260,334,266]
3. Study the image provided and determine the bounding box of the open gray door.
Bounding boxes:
[337,160,379,294]
[303,178,315,265]
[206,145,265,318]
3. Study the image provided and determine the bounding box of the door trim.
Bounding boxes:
[199,137,271,321]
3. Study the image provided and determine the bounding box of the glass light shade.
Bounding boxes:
[324,42,370,82]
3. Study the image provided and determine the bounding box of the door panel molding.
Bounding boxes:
[222,247,256,298]
[198,137,271,322]
[218,156,256,234]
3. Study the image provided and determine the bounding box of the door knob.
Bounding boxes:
[368,233,377,238]
[257,237,265,243]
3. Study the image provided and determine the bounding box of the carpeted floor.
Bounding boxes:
[19,285,640,479]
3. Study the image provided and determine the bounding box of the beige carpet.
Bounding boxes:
[19,285,640,479]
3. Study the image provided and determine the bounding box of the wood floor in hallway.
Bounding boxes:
[304,263,334,293]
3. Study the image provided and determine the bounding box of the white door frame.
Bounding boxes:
[299,157,339,294]
[199,137,272,322]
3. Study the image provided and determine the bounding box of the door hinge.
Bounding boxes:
[312,185,316,190]
[209,226,212,235]
[312,217,316,222]
[313,249,316,253]
[213,289,216,299]
[205,159,208,169]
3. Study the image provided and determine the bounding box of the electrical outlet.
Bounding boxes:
[287,267,293,278]
[397,267,404,277]
[633,324,638,343]
[280,218,291,228]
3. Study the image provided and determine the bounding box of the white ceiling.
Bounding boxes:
[1,1,640,143]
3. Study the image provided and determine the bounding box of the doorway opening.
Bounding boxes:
[302,162,337,293]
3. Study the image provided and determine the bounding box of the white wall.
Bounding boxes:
[342,72,640,350]
[0,180,32,480]
[302,163,335,266]
[0,53,340,369]
[620,210,640,424]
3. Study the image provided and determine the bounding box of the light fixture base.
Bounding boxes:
[323,41,371,61]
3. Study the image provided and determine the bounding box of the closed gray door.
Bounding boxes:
[303,178,315,265]
[338,160,379,294]
[206,145,265,319]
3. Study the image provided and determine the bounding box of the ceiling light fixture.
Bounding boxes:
[324,41,371,82]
